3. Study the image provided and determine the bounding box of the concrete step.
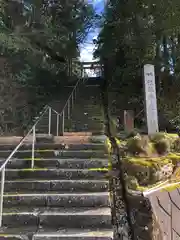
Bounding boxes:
[64,119,103,125]
[38,124,104,133]
[38,120,104,131]
[38,112,103,120]
[62,132,93,136]
[69,114,103,120]
[65,122,104,128]
[2,207,111,229]
[35,134,54,143]
[90,135,107,143]
[72,103,102,108]
[34,229,113,240]
[70,110,103,116]
[66,125,104,131]
[71,117,104,121]
[65,129,104,135]
[36,128,59,135]
[65,127,104,133]
[1,158,108,169]
[75,96,101,101]
[0,226,37,240]
[0,149,106,159]
[72,107,102,113]
[0,143,105,151]
[75,98,101,103]
[5,168,108,180]
[3,192,110,208]
[0,228,113,240]
[4,179,109,192]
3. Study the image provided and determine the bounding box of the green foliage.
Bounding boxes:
[0,0,95,134]
[95,0,180,123]
[0,0,95,79]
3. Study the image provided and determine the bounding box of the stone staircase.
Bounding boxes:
[64,83,104,134]
[0,81,113,239]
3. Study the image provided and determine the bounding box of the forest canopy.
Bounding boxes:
[0,0,96,134]
[94,0,180,129]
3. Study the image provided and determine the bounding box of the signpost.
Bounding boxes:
[143,64,159,134]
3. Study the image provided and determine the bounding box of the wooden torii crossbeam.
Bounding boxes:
[81,61,103,70]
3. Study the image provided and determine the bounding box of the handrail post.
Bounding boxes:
[68,100,70,119]
[72,92,74,109]
[62,110,64,136]
[0,167,5,227]
[48,107,51,135]
[31,126,35,168]
[56,114,59,136]
[74,89,76,100]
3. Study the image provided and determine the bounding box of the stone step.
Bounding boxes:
[38,119,103,129]
[69,114,103,120]
[75,98,101,103]
[2,207,111,229]
[0,143,105,151]
[4,179,109,192]
[77,92,101,97]
[75,96,101,101]
[65,122,104,128]
[71,116,104,121]
[39,123,104,132]
[34,229,113,240]
[64,129,104,135]
[62,132,93,136]
[5,168,108,180]
[0,150,106,159]
[35,134,54,143]
[65,122,104,127]
[3,192,110,208]
[74,103,101,108]
[50,108,102,115]
[36,128,60,135]
[2,158,108,169]
[70,111,103,117]
[0,226,37,240]
[72,107,102,113]
[0,228,113,240]
[64,127,104,133]
[90,135,107,143]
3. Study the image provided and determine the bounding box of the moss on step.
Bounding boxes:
[88,167,109,171]
[16,168,48,171]
[105,138,112,170]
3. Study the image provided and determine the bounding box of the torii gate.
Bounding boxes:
[81,61,103,78]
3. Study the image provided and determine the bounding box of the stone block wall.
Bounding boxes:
[110,177,163,240]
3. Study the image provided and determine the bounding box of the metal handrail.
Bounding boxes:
[0,75,85,227]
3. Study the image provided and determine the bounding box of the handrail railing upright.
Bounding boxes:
[0,75,85,227]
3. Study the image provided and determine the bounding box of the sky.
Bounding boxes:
[80,0,105,62]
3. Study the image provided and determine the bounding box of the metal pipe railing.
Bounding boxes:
[0,75,84,227]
